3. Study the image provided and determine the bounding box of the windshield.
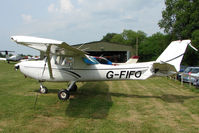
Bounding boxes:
[184,67,192,73]
[83,56,99,65]
[191,68,199,73]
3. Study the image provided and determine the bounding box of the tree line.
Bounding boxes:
[101,0,199,66]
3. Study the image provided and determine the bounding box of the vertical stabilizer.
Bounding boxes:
[156,40,191,72]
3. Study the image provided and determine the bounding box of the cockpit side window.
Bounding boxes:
[53,55,73,67]
[63,57,73,67]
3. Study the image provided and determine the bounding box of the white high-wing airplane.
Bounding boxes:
[0,51,22,63]
[11,36,197,100]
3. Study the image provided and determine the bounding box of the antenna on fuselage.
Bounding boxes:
[77,43,90,52]
[77,43,85,50]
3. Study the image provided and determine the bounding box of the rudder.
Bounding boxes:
[156,40,191,72]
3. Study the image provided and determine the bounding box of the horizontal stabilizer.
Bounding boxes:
[126,56,139,64]
[153,62,176,76]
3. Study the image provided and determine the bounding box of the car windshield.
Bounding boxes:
[191,68,199,73]
[184,67,192,73]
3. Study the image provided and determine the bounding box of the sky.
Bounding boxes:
[0,0,165,55]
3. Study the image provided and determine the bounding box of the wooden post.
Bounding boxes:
[136,36,138,56]
[189,74,191,88]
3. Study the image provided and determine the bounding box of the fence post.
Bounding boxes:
[189,74,191,88]
[181,73,183,86]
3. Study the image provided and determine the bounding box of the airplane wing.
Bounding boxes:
[11,36,87,57]
[11,36,88,79]
[0,57,6,61]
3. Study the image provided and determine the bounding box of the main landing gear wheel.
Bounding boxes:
[57,81,77,100]
[58,89,70,100]
[39,86,48,94]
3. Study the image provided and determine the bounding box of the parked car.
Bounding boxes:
[182,67,199,83]
[177,65,188,80]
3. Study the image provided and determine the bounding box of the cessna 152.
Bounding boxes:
[0,50,22,63]
[11,36,197,100]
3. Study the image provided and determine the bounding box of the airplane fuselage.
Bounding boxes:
[16,60,154,82]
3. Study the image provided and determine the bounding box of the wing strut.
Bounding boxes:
[46,45,54,79]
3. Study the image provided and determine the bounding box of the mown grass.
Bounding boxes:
[1,61,199,133]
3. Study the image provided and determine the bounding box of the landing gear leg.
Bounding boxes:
[39,82,48,94]
[58,81,77,100]
[68,83,77,92]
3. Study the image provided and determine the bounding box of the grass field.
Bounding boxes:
[1,61,199,133]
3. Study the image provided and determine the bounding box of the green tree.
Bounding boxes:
[183,30,199,66]
[139,32,170,62]
[159,0,199,39]
[102,30,146,48]
[121,29,137,45]
[101,33,117,42]
[159,0,199,65]
[110,34,125,44]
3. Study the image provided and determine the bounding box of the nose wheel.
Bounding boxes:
[39,86,48,94]
[39,82,48,94]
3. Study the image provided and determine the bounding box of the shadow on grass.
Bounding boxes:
[109,92,198,103]
[32,82,198,119]
[87,91,198,103]
[33,88,60,94]
[65,82,113,119]
[33,85,198,104]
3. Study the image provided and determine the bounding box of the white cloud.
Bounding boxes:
[78,0,84,4]
[21,14,35,24]
[20,0,165,42]
[10,0,165,55]
[60,0,74,13]
[48,4,56,13]
[48,0,74,14]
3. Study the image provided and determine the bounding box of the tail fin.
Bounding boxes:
[156,40,191,72]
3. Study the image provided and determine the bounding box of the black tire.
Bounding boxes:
[58,89,70,100]
[39,86,48,94]
[70,84,77,92]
